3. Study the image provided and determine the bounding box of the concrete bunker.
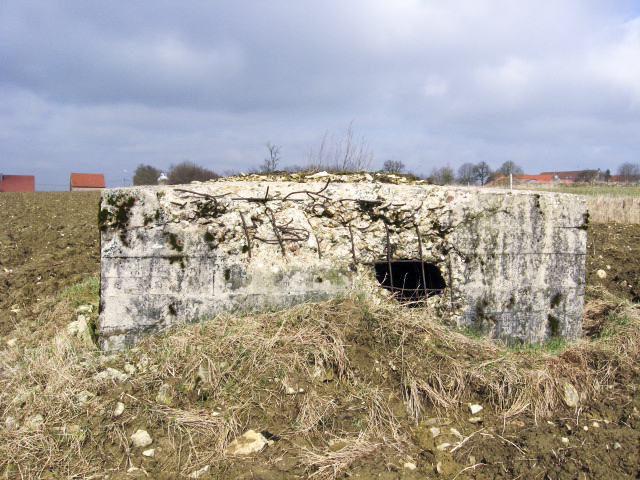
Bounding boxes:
[98,174,588,350]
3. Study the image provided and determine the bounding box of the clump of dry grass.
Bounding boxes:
[586,195,640,224]
[388,285,640,421]
[300,434,381,479]
[1,280,639,478]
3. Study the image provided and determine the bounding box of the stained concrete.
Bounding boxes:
[98,176,587,349]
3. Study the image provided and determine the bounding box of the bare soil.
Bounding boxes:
[1,191,639,479]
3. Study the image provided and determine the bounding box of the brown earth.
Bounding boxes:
[1,191,639,479]
[587,223,640,303]
[0,192,100,336]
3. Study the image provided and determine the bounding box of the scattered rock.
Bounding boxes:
[25,414,44,430]
[142,448,155,457]
[6,338,17,347]
[311,365,335,383]
[596,269,607,279]
[156,383,174,406]
[592,421,600,428]
[614,442,621,450]
[450,428,464,440]
[114,402,125,417]
[76,305,93,314]
[468,404,483,414]
[436,461,444,474]
[403,462,417,471]
[131,429,153,448]
[93,368,127,383]
[4,416,19,430]
[55,424,86,442]
[225,429,268,455]
[73,390,96,404]
[468,416,483,424]
[429,427,441,437]
[124,363,137,375]
[561,437,569,444]
[188,465,210,478]
[562,380,579,407]
[423,417,452,427]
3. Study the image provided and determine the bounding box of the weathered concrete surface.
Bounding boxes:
[99,178,587,349]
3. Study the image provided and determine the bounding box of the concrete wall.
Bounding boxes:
[98,179,587,350]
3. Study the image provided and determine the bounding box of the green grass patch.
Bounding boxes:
[58,276,100,308]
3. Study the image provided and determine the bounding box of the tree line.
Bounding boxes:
[132,122,639,186]
[133,161,220,186]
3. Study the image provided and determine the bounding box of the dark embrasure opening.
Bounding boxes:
[374,260,446,301]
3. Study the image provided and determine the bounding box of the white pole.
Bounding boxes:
[510,173,513,190]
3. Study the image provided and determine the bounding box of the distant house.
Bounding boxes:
[0,174,35,192]
[611,174,640,183]
[516,174,555,183]
[540,169,603,182]
[70,173,105,191]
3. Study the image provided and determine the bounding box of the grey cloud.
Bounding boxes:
[1,1,639,188]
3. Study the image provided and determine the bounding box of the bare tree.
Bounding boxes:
[497,161,524,175]
[382,159,405,174]
[617,162,640,182]
[430,165,455,185]
[261,142,281,173]
[457,162,476,185]
[308,122,374,172]
[473,161,493,185]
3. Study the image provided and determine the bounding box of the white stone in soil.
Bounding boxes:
[124,363,137,374]
[131,429,153,448]
[7,338,17,347]
[188,465,210,478]
[74,390,96,404]
[403,462,417,470]
[142,448,155,457]
[4,416,19,430]
[468,416,483,424]
[225,429,268,455]
[93,368,128,383]
[468,404,483,414]
[562,380,579,407]
[156,383,173,405]
[114,402,125,416]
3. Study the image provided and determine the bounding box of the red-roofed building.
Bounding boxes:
[611,174,640,183]
[70,173,105,191]
[540,170,603,182]
[0,174,35,192]
[517,174,555,183]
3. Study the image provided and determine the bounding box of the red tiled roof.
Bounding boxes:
[611,174,640,182]
[539,170,599,180]
[0,174,35,192]
[70,173,105,188]
[517,174,554,182]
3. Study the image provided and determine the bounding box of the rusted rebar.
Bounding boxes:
[239,212,252,258]
[415,224,428,297]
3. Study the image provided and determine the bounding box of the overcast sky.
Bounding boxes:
[1,1,639,189]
